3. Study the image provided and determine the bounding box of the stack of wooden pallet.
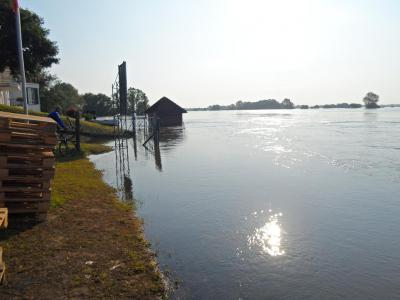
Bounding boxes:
[0,207,8,283]
[0,112,57,222]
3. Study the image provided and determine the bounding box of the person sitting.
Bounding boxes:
[48,107,66,129]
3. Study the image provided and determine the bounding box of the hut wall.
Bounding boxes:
[148,113,182,126]
[159,114,182,126]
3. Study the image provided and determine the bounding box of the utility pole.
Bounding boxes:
[13,0,28,114]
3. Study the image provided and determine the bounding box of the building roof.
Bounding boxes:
[145,97,187,114]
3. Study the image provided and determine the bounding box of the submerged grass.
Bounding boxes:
[0,142,166,299]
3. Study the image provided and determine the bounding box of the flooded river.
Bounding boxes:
[91,108,400,299]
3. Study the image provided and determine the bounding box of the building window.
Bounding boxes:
[27,87,39,105]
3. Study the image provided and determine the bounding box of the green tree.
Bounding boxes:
[281,98,294,109]
[236,100,243,109]
[127,87,149,115]
[363,92,380,109]
[40,81,82,112]
[82,93,113,116]
[0,1,59,81]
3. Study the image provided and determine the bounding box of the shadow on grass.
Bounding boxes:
[55,141,113,162]
[0,216,39,240]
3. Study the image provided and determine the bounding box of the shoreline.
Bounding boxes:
[0,143,166,299]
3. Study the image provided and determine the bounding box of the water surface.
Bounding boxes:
[91,109,400,299]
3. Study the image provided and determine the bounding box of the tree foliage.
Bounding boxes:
[281,98,294,109]
[128,87,149,115]
[363,92,380,109]
[82,93,113,116]
[0,1,59,81]
[40,82,82,112]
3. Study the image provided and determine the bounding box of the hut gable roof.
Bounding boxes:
[145,97,187,114]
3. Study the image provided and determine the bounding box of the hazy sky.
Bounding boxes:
[23,0,400,107]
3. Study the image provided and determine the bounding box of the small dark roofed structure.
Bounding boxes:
[145,97,187,126]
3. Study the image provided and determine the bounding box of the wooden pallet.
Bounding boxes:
[0,112,56,222]
[0,130,57,146]
[0,111,56,132]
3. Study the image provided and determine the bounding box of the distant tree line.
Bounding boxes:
[188,93,382,111]
[202,99,295,111]
[188,98,364,111]
[309,103,362,109]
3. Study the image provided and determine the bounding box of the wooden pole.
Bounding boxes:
[75,112,80,151]
[14,1,28,114]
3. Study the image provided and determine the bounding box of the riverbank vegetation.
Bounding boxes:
[0,142,166,299]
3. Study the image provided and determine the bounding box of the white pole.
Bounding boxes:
[15,0,28,115]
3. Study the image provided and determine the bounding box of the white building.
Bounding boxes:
[0,69,41,112]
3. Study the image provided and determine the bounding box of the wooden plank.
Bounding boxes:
[0,142,55,151]
[0,168,55,178]
[1,197,50,203]
[0,208,8,228]
[0,111,56,125]
[3,199,50,211]
[0,163,55,170]
[0,180,50,190]
[1,125,55,136]
[0,175,51,183]
[0,186,48,193]
[0,176,50,190]
[9,170,55,180]
[0,131,57,146]
[0,148,55,160]
[0,151,54,159]
[43,158,55,168]
[8,121,55,133]
[0,161,42,169]
[5,204,50,214]
[0,191,51,201]
[0,261,5,285]
[0,155,56,168]
[8,130,57,141]
[0,170,8,178]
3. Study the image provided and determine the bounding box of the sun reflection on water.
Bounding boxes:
[248,212,285,256]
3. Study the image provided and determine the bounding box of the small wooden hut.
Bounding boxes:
[145,97,187,126]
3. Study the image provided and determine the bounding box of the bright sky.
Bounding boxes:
[23,0,400,106]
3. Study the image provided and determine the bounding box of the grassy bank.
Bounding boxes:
[0,143,166,299]
[0,104,114,137]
